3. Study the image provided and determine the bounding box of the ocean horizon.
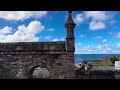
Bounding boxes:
[75,54,120,64]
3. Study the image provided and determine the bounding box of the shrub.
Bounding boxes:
[83,60,88,64]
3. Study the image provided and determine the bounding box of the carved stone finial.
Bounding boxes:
[65,11,76,26]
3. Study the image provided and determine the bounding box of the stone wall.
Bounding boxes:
[0,42,69,79]
[0,42,66,52]
[76,70,120,79]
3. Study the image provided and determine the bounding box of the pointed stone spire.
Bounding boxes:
[65,11,76,52]
[65,11,76,26]
[65,11,76,79]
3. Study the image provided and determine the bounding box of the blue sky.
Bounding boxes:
[0,11,120,54]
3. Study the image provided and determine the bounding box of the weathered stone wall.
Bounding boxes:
[0,42,69,79]
[0,42,66,52]
[76,70,120,79]
[65,52,76,79]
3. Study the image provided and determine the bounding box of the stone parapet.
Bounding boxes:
[0,42,66,52]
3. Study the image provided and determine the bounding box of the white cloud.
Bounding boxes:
[77,43,82,46]
[52,37,65,41]
[115,32,120,38]
[75,42,120,54]
[89,21,105,30]
[102,39,107,44]
[44,36,52,40]
[74,14,84,25]
[96,45,102,49]
[84,45,94,53]
[75,45,81,54]
[74,11,114,30]
[111,50,120,53]
[0,11,47,21]
[109,32,120,39]
[117,43,120,47]
[52,38,58,41]
[85,11,110,21]
[94,36,102,39]
[0,26,12,35]
[75,44,116,54]
[0,20,44,42]
[47,28,54,31]
[106,47,112,51]
[104,44,112,51]
[85,11,113,30]
[79,34,87,38]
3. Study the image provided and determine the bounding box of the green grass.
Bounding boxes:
[92,62,113,67]
[92,55,120,67]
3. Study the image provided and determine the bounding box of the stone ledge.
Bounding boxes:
[0,51,67,55]
[0,42,66,52]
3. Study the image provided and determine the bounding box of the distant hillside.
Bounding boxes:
[93,56,120,66]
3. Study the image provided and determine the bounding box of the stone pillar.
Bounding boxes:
[65,11,76,79]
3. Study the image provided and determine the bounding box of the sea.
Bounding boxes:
[75,54,120,64]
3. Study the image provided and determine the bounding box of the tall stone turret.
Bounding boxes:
[65,11,76,52]
[65,11,76,79]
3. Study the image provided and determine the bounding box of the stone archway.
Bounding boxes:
[25,61,54,79]
[24,55,67,79]
[28,66,50,79]
[33,66,50,79]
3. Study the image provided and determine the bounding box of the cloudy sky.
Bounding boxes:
[0,11,120,54]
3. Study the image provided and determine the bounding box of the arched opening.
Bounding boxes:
[28,66,50,79]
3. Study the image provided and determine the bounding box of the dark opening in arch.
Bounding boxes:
[28,66,50,79]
